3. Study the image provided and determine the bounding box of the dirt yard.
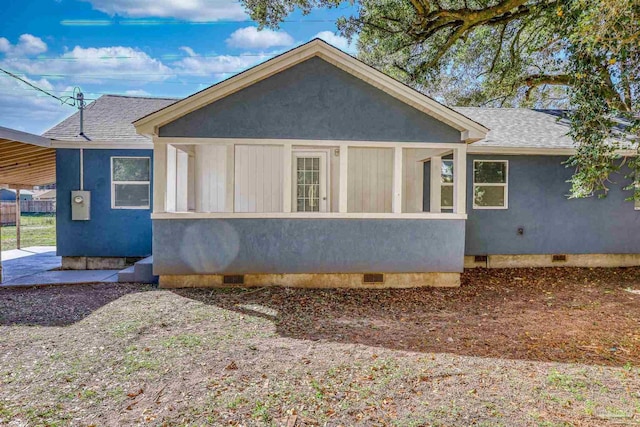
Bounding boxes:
[0,268,639,426]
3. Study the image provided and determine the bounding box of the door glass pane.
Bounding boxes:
[296,156,321,212]
[474,185,505,207]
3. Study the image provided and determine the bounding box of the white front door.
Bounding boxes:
[293,151,329,212]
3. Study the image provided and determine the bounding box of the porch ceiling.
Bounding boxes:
[0,127,56,188]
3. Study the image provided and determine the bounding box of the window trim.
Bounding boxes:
[635,183,640,211]
[111,156,151,210]
[472,160,508,210]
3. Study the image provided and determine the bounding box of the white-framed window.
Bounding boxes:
[473,160,508,209]
[441,159,454,209]
[111,157,151,209]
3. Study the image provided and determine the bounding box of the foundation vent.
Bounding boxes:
[363,273,384,284]
[552,254,567,262]
[474,255,488,263]
[223,275,245,285]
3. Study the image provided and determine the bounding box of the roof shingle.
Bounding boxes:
[43,95,177,144]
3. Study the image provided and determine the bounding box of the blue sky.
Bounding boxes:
[0,0,358,134]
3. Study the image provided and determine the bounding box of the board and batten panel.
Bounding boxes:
[347,147,393,213]
[234,145,283,212]
[195,145,227,212]
[402,148,431,213]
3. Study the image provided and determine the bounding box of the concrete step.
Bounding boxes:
[134,256,158,284]
[117,266,136,283]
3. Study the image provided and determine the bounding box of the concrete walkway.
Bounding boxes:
[1,246,119,287]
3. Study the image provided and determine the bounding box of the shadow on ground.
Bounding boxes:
[174,267,640,367]
[0,283,146,326]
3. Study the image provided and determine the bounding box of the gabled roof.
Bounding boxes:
[134,39,489,141]
[44,95,177,146]
[456,108,575,150]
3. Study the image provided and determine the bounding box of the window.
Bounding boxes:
[111,157,151,209]
[473,160,508,209]
[441,160,454,209]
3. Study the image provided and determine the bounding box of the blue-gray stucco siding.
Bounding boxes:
[56,148,153,257]
[464,155,640,255]
[159,57,462,143]
[152,219,465,275]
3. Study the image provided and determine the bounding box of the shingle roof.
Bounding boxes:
[454,107,575,149]
[42,94,628,151]
[43,95,177,144]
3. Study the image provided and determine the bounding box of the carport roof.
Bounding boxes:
[0,126,56,188]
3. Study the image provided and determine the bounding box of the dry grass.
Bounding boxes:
[0,268,639,426]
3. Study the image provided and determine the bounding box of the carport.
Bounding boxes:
[0,126,56,281]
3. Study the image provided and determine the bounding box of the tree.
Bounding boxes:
[243,0,640,198]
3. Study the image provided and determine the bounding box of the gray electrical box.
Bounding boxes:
[71,190,91,221]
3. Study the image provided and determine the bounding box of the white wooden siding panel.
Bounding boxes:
[195,144,227,212]
[234,145,283,212]
[347,147,393,213]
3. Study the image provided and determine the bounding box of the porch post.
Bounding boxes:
[152,138,167,213]
[392,146,403,213]
[166,144,177,212]
[339,144,348,213]
[453,144,467,214]
[429,156,442,213]
[282,143,292,212]
[15,189,20,250]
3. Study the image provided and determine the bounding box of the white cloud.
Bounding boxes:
[179,46,196,57]
[226,27,294,50]
[81,0,246,22]
[0,75,69,134]
[172,47,270,78]
[313,31,357,54]
[124,89,151,96]
[4,45,173,83]
[0,34,48,56]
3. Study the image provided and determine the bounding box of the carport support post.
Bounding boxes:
[15,189,20,250]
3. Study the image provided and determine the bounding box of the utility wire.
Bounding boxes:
[0,66,78,107]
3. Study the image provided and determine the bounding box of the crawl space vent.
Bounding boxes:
[363,273,384,283]
[552,254,567,262]
[223,275,245,285]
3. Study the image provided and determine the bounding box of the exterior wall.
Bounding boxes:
[152,218,465,275]
[159,57,462,143]
[56,148,153,257]
[463,155,640,255]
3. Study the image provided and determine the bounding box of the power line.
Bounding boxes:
[0,68,76,107]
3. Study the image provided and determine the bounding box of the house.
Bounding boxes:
[44,39,640,287]
[0,189,34,201]
[33,189,56,201]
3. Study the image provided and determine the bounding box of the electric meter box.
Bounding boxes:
[71,190,91,221]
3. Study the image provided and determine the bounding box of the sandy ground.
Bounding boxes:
[0,267,639,426]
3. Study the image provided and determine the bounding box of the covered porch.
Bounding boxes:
[153,138,467,218]
[150,138,468,288]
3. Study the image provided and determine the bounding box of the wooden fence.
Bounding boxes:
[0,200,55,226]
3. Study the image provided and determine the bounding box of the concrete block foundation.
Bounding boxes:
[159,272,461,289]
[62,256,129,270]
[464,253,640,269]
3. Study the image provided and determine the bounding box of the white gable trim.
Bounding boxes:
[134,39,488,142]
